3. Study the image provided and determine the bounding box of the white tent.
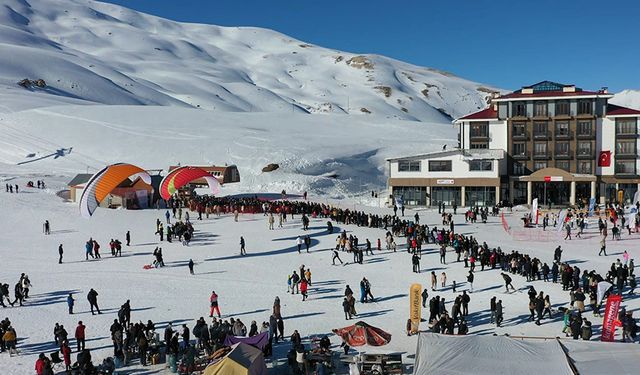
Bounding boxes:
[414,333,573,375]
[414,333,640,375]
[560,340,640,375]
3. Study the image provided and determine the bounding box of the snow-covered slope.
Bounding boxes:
[0,0,498,120]
[611,89,640,110]
[0,105,457,198]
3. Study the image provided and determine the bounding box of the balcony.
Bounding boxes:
[513,152,530,160]
[554,151,573,160]
[512,132,529,141]
[554,132,573,140]
[576,150,595,159]
[616,132,638,139]
[576,132,595,140]
[533,152,552,160]
[469,134,490,141]
[533,131,550,140]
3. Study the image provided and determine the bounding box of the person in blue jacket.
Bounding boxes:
[67,293,74,314]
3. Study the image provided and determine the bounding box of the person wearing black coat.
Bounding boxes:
[342,298,351,320]
[87,288,101,315]
[535,293,545,325]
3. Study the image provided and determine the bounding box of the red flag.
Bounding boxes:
[598,151,611,167]
[601,294,622,341]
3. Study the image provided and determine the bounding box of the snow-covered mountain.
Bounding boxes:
[0,0,498,120]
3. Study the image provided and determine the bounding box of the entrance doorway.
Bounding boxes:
[532,182,570,206]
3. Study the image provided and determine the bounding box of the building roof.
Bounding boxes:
[606,104,640,116]
[457,107,498,121]
[492,80,611,101]
[387,148,504,162]
[67,173,93,187]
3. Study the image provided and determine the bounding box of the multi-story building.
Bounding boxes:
[387,81,640,207]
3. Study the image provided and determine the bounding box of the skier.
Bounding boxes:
[87,288,101,315]
[209,291,221,318]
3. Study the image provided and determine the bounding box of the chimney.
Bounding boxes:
[600,87,608,94]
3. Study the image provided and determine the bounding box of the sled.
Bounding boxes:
[142,264,154,270]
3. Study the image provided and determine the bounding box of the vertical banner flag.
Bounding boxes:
[597,281,612,305]
[501,212,510,234]
[409,283,422,334]
[588,197,596,217]
[601,294,622,342]
[556,209,567,233]
[531,198,538,225]
[598,151,611,167]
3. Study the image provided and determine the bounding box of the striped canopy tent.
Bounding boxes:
[204,343,267,375]
[79,163,151,218]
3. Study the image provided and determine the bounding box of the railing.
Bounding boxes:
[533,152,552,160]
[554,151,573,160]
[576,150,595,159]
[513,152,530,160]
[554,131,573,140]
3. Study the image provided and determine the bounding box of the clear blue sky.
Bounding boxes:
[101,0,639,92]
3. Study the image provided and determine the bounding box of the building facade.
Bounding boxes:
[388,81,640,207]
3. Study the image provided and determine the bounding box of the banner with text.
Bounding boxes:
[588,198,596,217]
[409,283,422,334]
[501,212,510,234]
[601,294,622,342]
[531,198,539,225]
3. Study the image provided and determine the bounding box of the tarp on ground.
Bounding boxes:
[560,340,640,375]
[413,333,574,375]
[204,342,267,375]
[223,332,269,350]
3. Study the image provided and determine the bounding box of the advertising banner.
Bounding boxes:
[601,294,622,342]
[410,283,422,334]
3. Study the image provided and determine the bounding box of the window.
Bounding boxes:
[513,102,526,117]
[578,100,592,115]
[616,140,636,155]
[555,142,570,155]
[512,122,526,137]
[398,160,421,172]
[513,162,526,175]
[533,122,548,137]
[533,161,547,171]
[470,123,489,138]
[577,121,592,136]
[616,118,637,135]
[513,142,526,156]
[577,141,592,156]
[470,142,489,149]
[577,161,592,174]
[534,102,547,117]
[556,161,570,171]
[534,142,547,156]
[555,121,569,137]
[615,160,636,174]
[469,160,492,171]
[556,101,570,116]
[428,160,452,172]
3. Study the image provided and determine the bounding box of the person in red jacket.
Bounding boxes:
[35,353,46,375]
[74,321,86,352]
[61,340,72,371]
[300,279,308,301]
[209,291,221,318]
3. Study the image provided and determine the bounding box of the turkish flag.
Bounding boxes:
[598,151,611,167]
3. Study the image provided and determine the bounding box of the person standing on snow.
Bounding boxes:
[209,291,221,318]
[300,279,308,301]
[67,293,74,314]
[296,236,303,254]
[87,288,101,315]
[58,244,64,264]
[165,210,171,224]
[332,250,343,265]
[126,231,131,246]
[44,220,51,235]
[188,259,194,275]
[74,321,86,352]
[240,236,246,256]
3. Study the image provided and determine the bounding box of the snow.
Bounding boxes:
[1,181,639,374]
[611,90,640,111]
[0,0,498,120]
